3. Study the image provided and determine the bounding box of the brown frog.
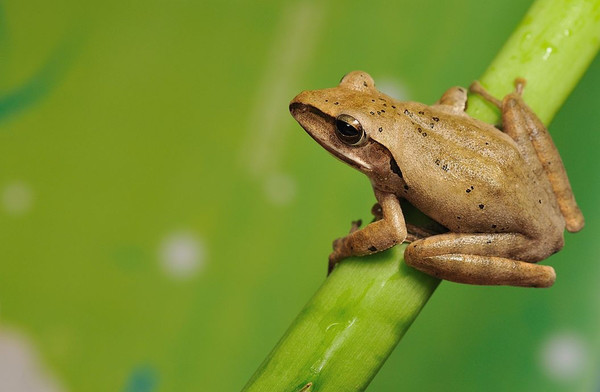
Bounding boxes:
[289,71,584,287]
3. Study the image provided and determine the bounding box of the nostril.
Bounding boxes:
[289,102,306,114]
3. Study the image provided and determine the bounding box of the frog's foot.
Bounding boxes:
[328,191,407,275]
[470,78,526,104]
[435,86,468,112]
[328,238,344,274]
[349,219,362,234]
[469,81,502,108]
[404,232,557,287]
[328,220,362,273]
[513,77,526,95]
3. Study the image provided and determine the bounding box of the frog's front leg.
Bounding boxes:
[435,86,468,112]
[329,190,407,273]
[404,233,556,287]
[370,202,433,241]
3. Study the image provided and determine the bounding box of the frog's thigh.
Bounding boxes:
[501,95,584,233]
[435,86,468,112]
[471,80,584,232]
[404,233,555,287]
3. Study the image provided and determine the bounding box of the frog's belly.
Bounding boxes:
[401,153,563,238]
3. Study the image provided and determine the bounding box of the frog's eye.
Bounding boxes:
[335,114,366,146]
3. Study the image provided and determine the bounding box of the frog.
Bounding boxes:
[289,71,584,287]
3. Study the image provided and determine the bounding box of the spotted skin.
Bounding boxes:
[290,71,583,287]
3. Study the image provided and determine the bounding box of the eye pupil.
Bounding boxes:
[335,114,365,145]
[335,119,359,137]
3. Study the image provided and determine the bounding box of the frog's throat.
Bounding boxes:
[290,102,372,172]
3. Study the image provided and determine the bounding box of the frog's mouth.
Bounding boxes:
[289,102,372,172]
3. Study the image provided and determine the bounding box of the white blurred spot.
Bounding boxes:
[540,331,587,381]
[159,231,205,279]
[2,182,33,215]
[376,77,410,101]
[264,173,296,205]
[0,329,64,392]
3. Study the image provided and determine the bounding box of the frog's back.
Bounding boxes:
[388,101,564,239]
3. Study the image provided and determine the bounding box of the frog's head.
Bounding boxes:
[289,71,395,176]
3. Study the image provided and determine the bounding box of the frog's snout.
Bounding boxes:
[289,100,332,130]
[289,101,307,116]
[289,90,311,115]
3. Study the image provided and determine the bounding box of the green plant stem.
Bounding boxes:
[467,0,600,124]
[244,1,600,391]
[244,245,437,392]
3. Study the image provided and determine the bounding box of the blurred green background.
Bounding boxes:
[0,0,598,391]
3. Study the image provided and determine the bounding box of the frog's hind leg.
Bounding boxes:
[470,79,584,233]
[404,232,556,287]
[435,86,468,112]
[469,81,502,109]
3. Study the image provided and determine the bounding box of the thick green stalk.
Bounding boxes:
[467,0,600,124]
[244,245,437,391]
[244,1,600,391]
